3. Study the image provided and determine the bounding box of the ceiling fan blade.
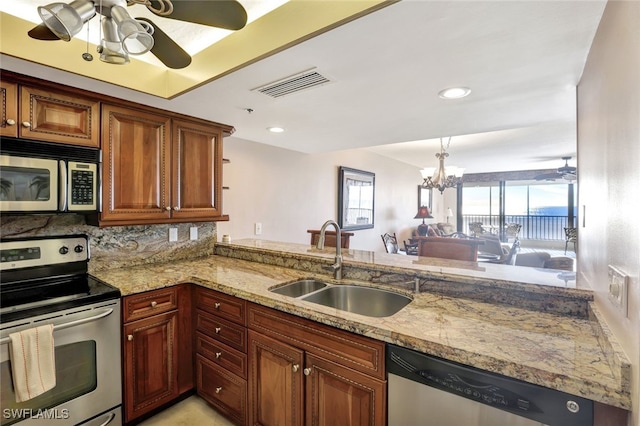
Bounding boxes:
[137,18,192,69]
[147,0,248,30]
[535,173,562,181]
[28,24,61,41]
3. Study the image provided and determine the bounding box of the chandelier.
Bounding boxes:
[420,137,465,194]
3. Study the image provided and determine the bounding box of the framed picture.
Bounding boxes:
[418,186,432,210]
[338,166,375,231]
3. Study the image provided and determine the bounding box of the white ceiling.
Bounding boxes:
[1,0,607,174]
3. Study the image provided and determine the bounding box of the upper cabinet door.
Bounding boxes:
[171,119,223,219]
[19,85,100,147]
[101,104,172,223]
[0,80,18,137]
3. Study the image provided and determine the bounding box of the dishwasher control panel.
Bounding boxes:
[387,344,593,426]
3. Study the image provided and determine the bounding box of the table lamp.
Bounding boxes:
[446,207,454,223]
[414,206,433,236]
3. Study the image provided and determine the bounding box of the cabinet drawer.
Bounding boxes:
[195,287,246,325]
[196,309,247,353]
[197,354,246,426]
[196,331,247,379]
[248,303,385,380]
[123,287,178,322]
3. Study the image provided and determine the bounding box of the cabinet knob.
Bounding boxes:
[215,387,222,394]
[215,327,221,334]
[127,335,133,341]
[165,206,171,211]
[292,364,299,373]
[150,301,157,308]
[303,367,312,376]
[5,119,15,126]
[215,352,222,359]
[174,206,180,211]
[214,302,221,309]
[21,121,31,128]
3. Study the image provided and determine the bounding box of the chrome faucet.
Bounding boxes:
[316,219,343,280]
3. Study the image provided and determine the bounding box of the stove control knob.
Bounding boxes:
[59,246,69,255]
[74,245,84,253]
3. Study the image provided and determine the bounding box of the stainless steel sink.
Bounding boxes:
[270,279,328,297]
[302,285,411,317]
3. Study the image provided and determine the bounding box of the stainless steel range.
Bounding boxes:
[0,235,122,426]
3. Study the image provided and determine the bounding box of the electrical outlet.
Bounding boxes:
[608,265,628,316]
[169,227,178,242]
[255,222,262,235]
[190,226,198,241]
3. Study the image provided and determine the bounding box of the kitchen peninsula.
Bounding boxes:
[91,238,631,424]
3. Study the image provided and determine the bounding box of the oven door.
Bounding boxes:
[0,155,60,212]
[0,300,122,426]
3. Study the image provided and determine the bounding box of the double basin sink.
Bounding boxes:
[270,279,412,318]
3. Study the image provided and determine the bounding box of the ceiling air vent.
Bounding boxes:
[252,68,331,98]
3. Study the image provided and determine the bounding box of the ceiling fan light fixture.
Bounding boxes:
[438,87,471,99]
[38,0,96,41]
[110,5,154,55]
[99,16,129,64]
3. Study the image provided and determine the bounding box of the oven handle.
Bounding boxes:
[0,308,114,345]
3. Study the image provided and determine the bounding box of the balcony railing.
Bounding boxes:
[462,215,575,240]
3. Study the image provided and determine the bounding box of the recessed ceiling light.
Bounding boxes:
[438,87,471,99]
[267,127,285,133]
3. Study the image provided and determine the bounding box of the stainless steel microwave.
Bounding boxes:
[0,138,100,213]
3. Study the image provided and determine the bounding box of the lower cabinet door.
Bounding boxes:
[123,311,179,422]
[305,353,387,426]
[248,331,304,426]
[197,354,247,425]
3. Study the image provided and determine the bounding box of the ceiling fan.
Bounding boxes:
[535,156,577,181]
[28,0,248,69]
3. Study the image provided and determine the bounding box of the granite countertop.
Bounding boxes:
[91,240,631,410]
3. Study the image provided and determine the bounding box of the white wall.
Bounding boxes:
[577,1,640,425]
[216,137,439,251]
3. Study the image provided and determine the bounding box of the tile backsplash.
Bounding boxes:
[0,214,217,272]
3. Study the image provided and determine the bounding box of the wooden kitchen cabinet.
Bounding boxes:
[0,79,100,146]
[247,303,386,426]
[101,104,172,224]
[195,287,248,425]
[0,80,18,137]
[100,105,228,225]
[122,285,192,423]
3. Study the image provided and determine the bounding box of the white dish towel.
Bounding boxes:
[9,324,56,402]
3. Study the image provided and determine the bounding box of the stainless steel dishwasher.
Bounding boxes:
[387,344,593,426]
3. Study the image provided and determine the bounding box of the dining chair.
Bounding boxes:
[381,233,402,254]
[403,240,419,256]
[564,227,577,254]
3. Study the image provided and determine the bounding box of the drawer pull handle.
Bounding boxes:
[22,121,31,128]
[215,327,221,334]
[127,335,133,341]
[150,301,157,308]
[215,387,222,394]
[215,352,222,359]
[214,302,221,309]
[6,119,15,126]
[292,364,299,373]
[303,367,312,376]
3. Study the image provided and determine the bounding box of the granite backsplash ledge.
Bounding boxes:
[214,239,593,317]
[0,214,218,271]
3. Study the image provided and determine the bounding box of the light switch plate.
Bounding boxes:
[169,227,178,242]
[608,265,628,316]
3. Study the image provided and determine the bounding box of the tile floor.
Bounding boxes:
[138,396,234,426]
